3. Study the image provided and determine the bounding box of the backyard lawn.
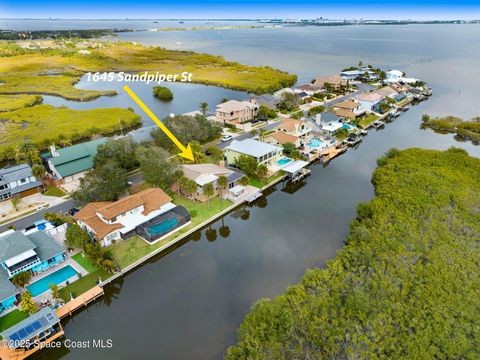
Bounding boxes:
[58,269,111,302]
[357,113,379,129]
[108,195,232,269]
[249,172,284,188]
[72,252,100,273]
[0,310,29,332]
[43,185,66,197]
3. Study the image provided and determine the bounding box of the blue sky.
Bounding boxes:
[1,0,479,20]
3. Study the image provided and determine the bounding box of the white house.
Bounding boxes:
[74,188,187,246]
[356,92,384,111]
[224,139,282,167]
[386,70,403,83]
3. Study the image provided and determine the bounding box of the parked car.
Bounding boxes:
[221,135,233,142]
[68,208,80,216]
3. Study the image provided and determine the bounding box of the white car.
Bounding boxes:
[221,135,233,143]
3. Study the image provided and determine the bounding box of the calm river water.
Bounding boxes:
[19,23,480,359]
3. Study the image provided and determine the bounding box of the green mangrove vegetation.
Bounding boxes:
[0,94,42,112]
[0,105,141,160]
[226,147,480,360]
[0,41,297,100]
[422,114,480,143]
[152,85,173,101]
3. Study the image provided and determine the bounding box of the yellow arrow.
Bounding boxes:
[123,85,194,161]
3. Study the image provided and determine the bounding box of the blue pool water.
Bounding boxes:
[276,157,293,166]
[27,265,78,297]
[307,138,323,148]
[146,217,179,236]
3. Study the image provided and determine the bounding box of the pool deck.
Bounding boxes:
[30,259,88,303]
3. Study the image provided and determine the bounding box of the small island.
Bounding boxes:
[422,114,480,143]
[152,86,173,101]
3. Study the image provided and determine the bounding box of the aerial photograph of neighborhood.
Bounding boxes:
[0,0,479,359]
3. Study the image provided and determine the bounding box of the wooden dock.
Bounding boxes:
[55,285,104,319]
[318,146,347,164]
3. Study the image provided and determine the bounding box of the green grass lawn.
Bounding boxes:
[357,113,380,129]
[249,172,284,188]
[43,185,66,197]
[72,252,100,273]
[108,195,232,269]
[58,269,111,302]
[0,310,29,332]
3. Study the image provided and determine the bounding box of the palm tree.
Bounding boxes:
[217,175,228,202]
[31,164,46,179]
[15,140,40,165]
[203,182,214,208]
[199,102,209,116]
[180,176,197,201]
[259,128,266,141]
[11,197,21,211]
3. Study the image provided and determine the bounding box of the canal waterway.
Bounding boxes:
[23,23,480,359]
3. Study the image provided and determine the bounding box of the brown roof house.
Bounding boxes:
[215,99,258,125]
[332,100,366,119]
[313,75,347,90]
[74,188,191,245]
[267,118,312,148]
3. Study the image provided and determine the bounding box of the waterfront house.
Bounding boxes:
[0,164,43,202]
[313,75,347,90]
[215,99,258,125]
[74,188,190,246]
[332,100,365,119]
[0,307,63,352]
[45,138,107,184]
[0,229,65,278]
[356,92,384,111]
[374,85,399,99]
[224,139,282,167]
[340,68,379,81]
[264,131,301,148]
[179,163,245,202]
[310,112,344,136]
[0,269,18,312]
[386,69,403,83]
[277,118,312,138]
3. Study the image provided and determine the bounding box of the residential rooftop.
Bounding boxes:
[47,138,107,178]
[225,139,282,158]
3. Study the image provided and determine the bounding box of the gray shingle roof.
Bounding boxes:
[0,164,34,183]
[0,268,18,303]
[27,231,64,262]
[0,232,36,264]
[320,111,340,123]
[126,125,156,144]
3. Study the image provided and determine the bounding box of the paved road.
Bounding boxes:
[0,172,145,233]
[0,199,75,233]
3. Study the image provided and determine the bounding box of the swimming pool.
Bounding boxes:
[308,138,323,148]
[145,217,179,236]
[27,265,78,297]
[276,157,293,166]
